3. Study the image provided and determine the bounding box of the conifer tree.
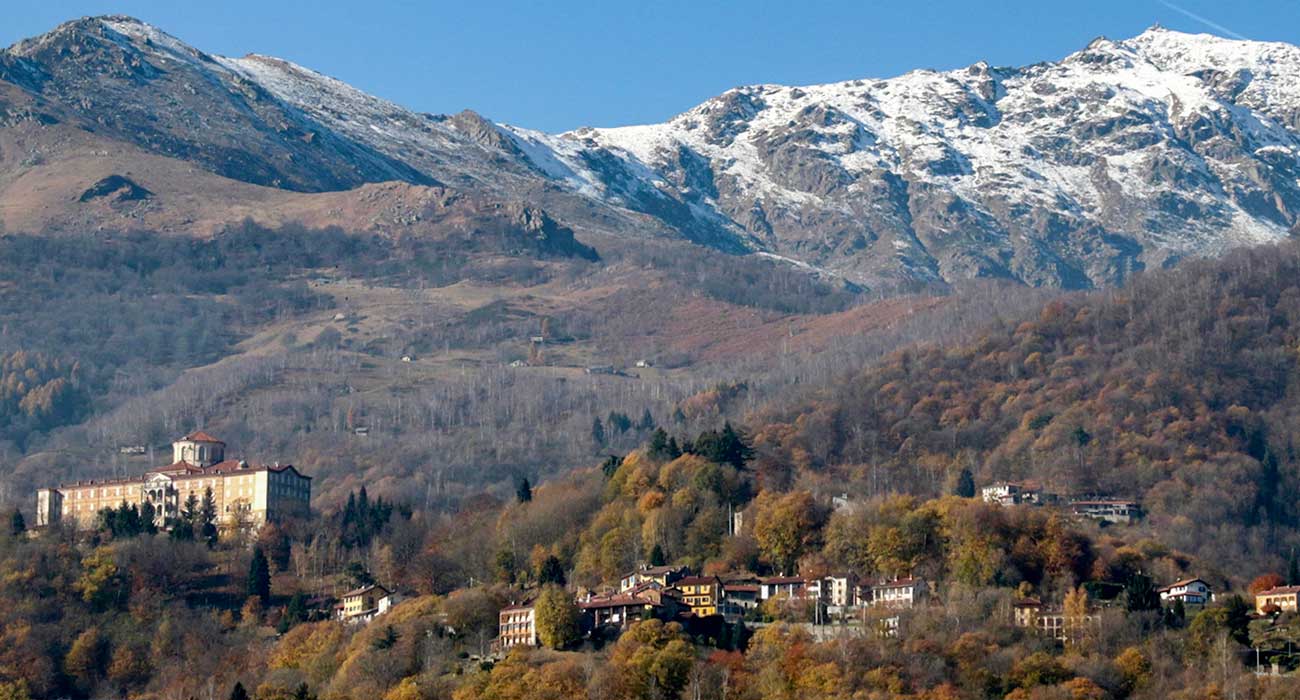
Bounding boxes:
[537,555,566,586]
[516,477,532,503]
[247,546,271,603]
[229,682,249,700]
[955,468,976,498]
[8,509,24,537]
[592,417,606,447]
[200,487,218,545]
[649,543,666,567]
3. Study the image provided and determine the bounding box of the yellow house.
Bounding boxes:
[672,576,722,617]
[1256,586,1300,615]
[339,584,393,623]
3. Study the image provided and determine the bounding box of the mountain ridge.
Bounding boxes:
[2,16,1300,290]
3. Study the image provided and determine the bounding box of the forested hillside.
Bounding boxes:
[751,240,1300,575]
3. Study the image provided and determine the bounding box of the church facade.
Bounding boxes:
[36,431,311,530]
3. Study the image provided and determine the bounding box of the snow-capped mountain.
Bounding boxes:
[3,17,1299,289]
[509,26,1300,288]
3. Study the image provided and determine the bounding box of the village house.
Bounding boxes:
[619,564,688,592]
[981,482,1045,506]
[721,581,760,611]
[36,432,311,531]
[1070,499,1142,524]
[580,586,678,630]
[1013,598,1043,627]
[498,603,538,649]
[672,575,724,617]
[338,584,398,624]
[824,573,858,610]
[1255,585,1300,614]
[864,578,927,609]
[1158,578,1213,607]
[1013,598,1098,642]
[760,576,810,601]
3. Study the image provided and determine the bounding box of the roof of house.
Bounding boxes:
[760,576,806,585]
[724,584,760,593]
[1014,597,1044,607]
[342,583,391,599]
[500,602,535,612]
[147,460,311,480]
[1158,578,1209,593]
[674,576,720,586]
[625,565,685,579]
[579,594,661,610]
[1258,586,1300,596]
[181,431,225,444]
[1070,499,1138,507]
[867,577,923,588]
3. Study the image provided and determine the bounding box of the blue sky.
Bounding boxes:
[3,1,1297,132]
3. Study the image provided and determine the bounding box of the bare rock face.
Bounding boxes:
[5,17,1300,291]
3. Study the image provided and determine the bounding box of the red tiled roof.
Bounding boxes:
[724,584,759,593]
[674,576,719,586]
[1157,578,1208,593]
[1258,586,1300,596]
[182,431,224,443]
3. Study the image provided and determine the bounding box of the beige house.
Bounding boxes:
[36,432,311,531]
[1256,586,1300,614]
[338,584,396,623]
[498,603,538,649]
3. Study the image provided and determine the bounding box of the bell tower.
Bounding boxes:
[172,431,226,467]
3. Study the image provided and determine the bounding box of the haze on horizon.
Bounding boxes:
[4,0,1298,132]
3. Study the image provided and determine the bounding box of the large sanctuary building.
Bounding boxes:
[36,431,311,530]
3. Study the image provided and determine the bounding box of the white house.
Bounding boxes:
[865,578,927,609]
[981,482,1042,506]
[1158,578,1213,606]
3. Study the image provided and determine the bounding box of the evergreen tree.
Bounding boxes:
[247,546,271,603]
[649,428,672,459]
[345,561,374,588]
[283,592,308,629]
[494,549,517,584]
[639,409,656,431]
[537,555,566,586]
[649,543,666,567]
[601,455,622,478]
[291,683,316,700]
[591,417,606,447]
[1124,573,1160,612]
[342,492,358,528]
[1289,548,1299,586]
[140,502,157,535]
[718,422,755,469]
[516,477,532,503]
[8,509,24,537]
[200,487,218,546]
[607,411,632,434]
[229,682,249,700]
[955,468,976,498]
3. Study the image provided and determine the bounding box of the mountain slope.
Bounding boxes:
[3,18,1300,290]
[513,27,1300,289]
